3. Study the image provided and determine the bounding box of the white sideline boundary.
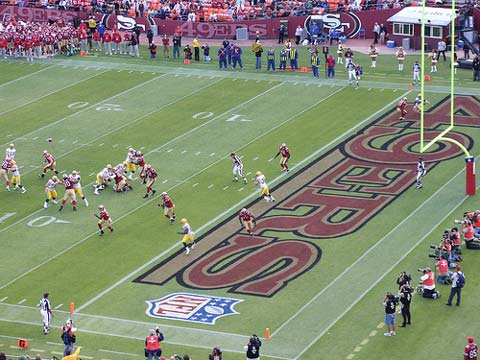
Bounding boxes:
[0,69,109,117]
[0,64,54,88]
[0,72,168,149]
[0,78,225,239]
[75,89,407,312]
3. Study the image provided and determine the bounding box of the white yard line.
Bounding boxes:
[0,73,168,149]
[0,65,54,88]
[75,89,405,312]
[292,169,472,360]
[0,69,109,117]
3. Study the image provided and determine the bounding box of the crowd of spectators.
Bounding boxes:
[0,0,461,24]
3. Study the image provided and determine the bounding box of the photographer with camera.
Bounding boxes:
[399,284,412,327]
[396,272,412,289]
[383,292,397,336]
[418,268,440,299]
[144,327,164,360]
[461,220,480,249]
[435,254,452,285]
[245,334,262,360]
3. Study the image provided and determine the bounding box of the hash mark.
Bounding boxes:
[162,179,168,183]
[0,297,7,302]
[238,187,244,192]
[89,172,95,176]
[99,143,104,147]
[54,304,63,309]
[253,157,259,160]
[33,136,39,140]
[72,140,78,144]
[246,172,251,176]
[181,150,187,154]
[59,139,65,143]
[195,151,201,155]
[209,153,215,157]
[223,186,229,190]
[354,346,362,352]
[268,158,274,162]
[112,144,118,148]
[17,299,26,304]
[192,183,199,187]
[207,184,214,189]
[167,149,173,153]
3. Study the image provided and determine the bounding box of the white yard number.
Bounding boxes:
[68,102,124,112]
[27,216,69,227]
[96,103,124,111]
[192,112,214,119]
[191,112,251,122]
[0,212,16,223]
[68,102,89,109]
[225,114,252,122]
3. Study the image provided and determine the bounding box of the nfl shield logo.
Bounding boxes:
[146,293,243,324]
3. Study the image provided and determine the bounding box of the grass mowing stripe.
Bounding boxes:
[0,73,168,149]
[0,78,224,240]
[291,160,475,360]
[0,69,109,117]
[144,82,285,156]
[0,64,54,88]
[75,87,395,314]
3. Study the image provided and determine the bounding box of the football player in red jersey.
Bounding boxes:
[136,151,147,183]
[239,208,256,236]
[465,337,478,360]
[143,164,157,198]
[40,150,58,178]
[1,157,12,191]
[58,174,77,211]
[158,191,176,223]
[113,166,132,193]
[397,97,408,120]
[103,30,112,56]
[95,204,113,236]
[112,29,122,55]
[274,143,291,172]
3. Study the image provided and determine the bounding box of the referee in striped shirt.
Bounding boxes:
[40,292,53,335]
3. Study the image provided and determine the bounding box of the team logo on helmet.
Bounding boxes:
[145,293,242,325]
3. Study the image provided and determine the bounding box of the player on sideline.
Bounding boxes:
[178,218,195,255]
[5,143,16,159]
[10,160,27,193]
[95,204,113,236]
[40,292,53,335]
[70,170,88,207]
[274,143,290,172]
[413,93,430,112]
[158,191,176,223]
[230,152,248,184]
[125,147,137,180]
[143,164,157,198]
[397,97,408,120]
[58,174,77,211]
[44,176,59,208]
[464,337,478,360]
[239,208,256,236]
[94,164,114,195]
[347,61,359,87]
[39,150,59,178]
[413,60,421,85]
[255,171,275,202]
[416,157,426,189]
[1,157,12,191]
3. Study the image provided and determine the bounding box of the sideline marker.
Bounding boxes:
[70,302,75,314]
[265,327,270,340]
[409,82,413,91]
[18,338,28,349]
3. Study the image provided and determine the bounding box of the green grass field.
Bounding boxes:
[1,44,480,360]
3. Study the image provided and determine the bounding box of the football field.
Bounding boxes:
[1,52,480,360]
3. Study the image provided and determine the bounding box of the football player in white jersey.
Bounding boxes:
[70,170,88,206]
[125,147,137,180]
[5,143,16,159]
[93,164,114,195]
[44,175,59,208]
[255,171,275,202]
[10,160,27,193]
[177,218,195,255]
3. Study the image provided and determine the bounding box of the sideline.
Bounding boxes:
[0,64,54,88]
